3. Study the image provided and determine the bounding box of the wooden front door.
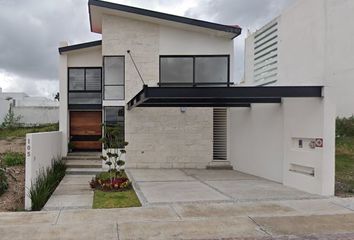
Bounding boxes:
[70,111,102,151]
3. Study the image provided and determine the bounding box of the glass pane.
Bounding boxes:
[160,57,193,84]
[69,69,85,90]
[68,92,102,105]
[104,57,124,85]
[195,57,228,84]
[104,86,124,100]
[104,107,124,125]
[86,69,101,91]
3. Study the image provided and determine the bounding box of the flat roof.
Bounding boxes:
[58,40,102,54]
[89,0,241,39]
[127,85,323,110]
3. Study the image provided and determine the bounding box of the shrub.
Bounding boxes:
[90,176,131,192]
[3,152,25,166]
[1,104,22,129]
[29,159,66,211]
[0,168,8,196]
[336,116,354,137]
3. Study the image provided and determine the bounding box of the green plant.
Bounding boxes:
[100,123,128,177]
[3,151,25,166]
[0,168,8,196]
[68,141,75,152]
[1,104,22,129]
[0,123,58,140]
[336,116,354,138]
[28,159,66,211]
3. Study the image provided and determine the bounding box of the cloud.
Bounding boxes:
[185,0,295,82]
[0,0,295,95]
[0,0,100,82]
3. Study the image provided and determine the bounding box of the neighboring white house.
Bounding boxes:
[58,0,335,196]
[243,0,354,117]
[0,88,59,125]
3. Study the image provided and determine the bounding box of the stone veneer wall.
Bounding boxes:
[102,15,213,168]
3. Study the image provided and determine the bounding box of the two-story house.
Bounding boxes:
[58,0,335,196]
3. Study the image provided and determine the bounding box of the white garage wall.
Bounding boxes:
[229,104,284,183]
[230,87,335,196]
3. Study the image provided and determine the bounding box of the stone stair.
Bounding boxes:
[64,152,103,175]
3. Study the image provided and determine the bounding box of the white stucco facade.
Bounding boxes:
[244,0,354,117]
[59,12,234,169]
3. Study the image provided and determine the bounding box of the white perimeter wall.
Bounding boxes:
[25,131,62,210]
[0,99,10,124]
[13,106,58,125]
[230,87,336,195]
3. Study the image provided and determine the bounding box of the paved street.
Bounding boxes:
[1,197,354,239]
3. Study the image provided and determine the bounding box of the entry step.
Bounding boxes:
[66,168,103,175]
[65,160,101,169]
[63,155,101,161]
[207,161,233,170]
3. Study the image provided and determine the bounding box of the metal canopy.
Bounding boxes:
[127,85,323,110]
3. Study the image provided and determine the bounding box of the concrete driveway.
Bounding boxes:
[126,169,320,205]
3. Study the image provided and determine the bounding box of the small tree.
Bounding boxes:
[1,103,22,129]
[100,123,128,178]
[54,92,60,101]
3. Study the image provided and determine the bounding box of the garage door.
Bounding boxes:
[70,111,102,151]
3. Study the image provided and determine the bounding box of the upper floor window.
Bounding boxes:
[104,56,125,100]
[160,55,230,87]
[68,67,102,108]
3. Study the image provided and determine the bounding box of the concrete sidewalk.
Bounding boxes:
[43,175,94,210]
[1,197,354,239]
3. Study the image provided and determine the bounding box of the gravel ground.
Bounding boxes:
[0,137,25,211]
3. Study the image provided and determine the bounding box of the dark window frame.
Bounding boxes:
[67,67,102,108]
[68,67,102,92]
[104,106,125,144]
[103,56,125,100]
[159,55,231,87]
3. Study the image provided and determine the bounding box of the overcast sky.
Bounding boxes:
[0,0,295,98]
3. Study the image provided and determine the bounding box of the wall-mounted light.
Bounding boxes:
[180,107,187,113]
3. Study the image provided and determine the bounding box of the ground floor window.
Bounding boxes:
[104,107,125,146]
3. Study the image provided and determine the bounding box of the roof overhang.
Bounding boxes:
[127,85,323,110]
[89,0,241,39]
[58,40,102,54]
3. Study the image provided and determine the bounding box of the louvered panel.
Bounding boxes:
[253,19,279,85]
[213,108,227,161]
[254,62,278,76]
[254,69,277,81]
[254,45,278,60]
[255,34,278,49]
[254,21,278,42]
[255,38,278,53]
[254,54,277,67]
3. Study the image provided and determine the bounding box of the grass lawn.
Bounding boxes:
[0,123,59,139]
[93,189,141,209]
[92,171,141,209]
[335,136,354,196]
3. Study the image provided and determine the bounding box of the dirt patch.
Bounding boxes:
[0,137,26,211]
[0,138,26,154]
[0,165,25,211]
